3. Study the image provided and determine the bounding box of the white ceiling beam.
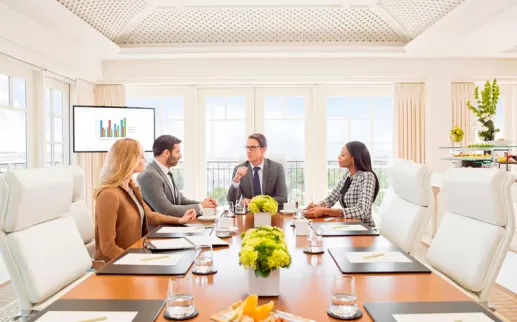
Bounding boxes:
[405,0,517,56]
[368,3,410,44]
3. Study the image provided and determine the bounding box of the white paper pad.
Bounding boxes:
[321,224,368,232]
[345,251,412,263]
[185,235,229,246]
[157,226,205,234]
[114,253,184,266]
[393,312,495,322]
[35,310,138,322]
[149,238,194,249]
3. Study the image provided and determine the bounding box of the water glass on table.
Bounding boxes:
[306,227,323,252]
[166,276,197,319]
[193,244,215,274]
[225,201,235,218]
[329,275,358,318]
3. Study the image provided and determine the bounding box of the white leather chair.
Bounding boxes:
[66,166,95,258]
[0,167,93,319]
[380,159,432,254]
[426,168,515,303]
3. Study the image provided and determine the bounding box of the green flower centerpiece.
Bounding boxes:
[239,226,291,296]
[450,126,464,146]
[248,195,278,227]
[467,79,500,142]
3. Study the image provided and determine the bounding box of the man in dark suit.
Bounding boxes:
[226,133,288,209]
[138,135,217,217]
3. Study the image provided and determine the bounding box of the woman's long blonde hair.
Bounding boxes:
[94,138,141,199]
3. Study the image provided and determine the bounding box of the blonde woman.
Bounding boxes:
[94,138,196,261]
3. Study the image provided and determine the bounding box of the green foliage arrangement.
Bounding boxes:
[467,79,500,141]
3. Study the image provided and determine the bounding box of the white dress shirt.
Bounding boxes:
[154,159,203,213]
[232,160,264,194]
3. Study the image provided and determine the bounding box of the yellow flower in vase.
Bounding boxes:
[450,126,464,143]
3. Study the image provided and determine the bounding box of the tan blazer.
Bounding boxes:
[95,180,182,261]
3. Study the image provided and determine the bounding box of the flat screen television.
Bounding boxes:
[73,105,155,153]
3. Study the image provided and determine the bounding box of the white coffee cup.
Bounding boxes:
[294,218,312,236]
[283,202,295,212]
[218,217,233,228]
[202,208,215,217]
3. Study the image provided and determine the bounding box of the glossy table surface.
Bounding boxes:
[63,213,470,321]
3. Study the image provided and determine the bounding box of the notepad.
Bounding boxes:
[321,224,368,232]
[392,312,495,322]
[345,251,412,263]
[185,235,230,247]
[148,238,195,250]
[35,310,138,322]
[157,226,205,234]
[114,253,184,266]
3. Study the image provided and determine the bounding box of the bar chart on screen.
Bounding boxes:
[98,118,127,139]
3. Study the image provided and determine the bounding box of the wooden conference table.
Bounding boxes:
[64,213,470,321]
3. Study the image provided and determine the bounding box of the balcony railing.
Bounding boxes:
[1,160,388,209]
[206,160,388,206]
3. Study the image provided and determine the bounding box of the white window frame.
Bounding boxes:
[197,88,255,200]
[314,86,394,202]
[0,58,34,170]
[254,87,313,203]
[43,77,70,167]
[126,86,196,196]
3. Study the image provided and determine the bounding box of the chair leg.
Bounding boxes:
[480,301,496,312]
[13,310,31,321]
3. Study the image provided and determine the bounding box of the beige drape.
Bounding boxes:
[451,83,475,146]
[76,83,126,220]
[394,83,426,163]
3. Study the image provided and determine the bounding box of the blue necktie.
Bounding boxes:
[253,167,261,196]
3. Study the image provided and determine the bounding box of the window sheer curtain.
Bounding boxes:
[75,82,126,220]
[451,83,475,146]
[394,83,426,163]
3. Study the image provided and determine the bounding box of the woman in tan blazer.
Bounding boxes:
[94,138,196,262]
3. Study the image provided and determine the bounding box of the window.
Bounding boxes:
[45,86,67,167]
[263,95,306,203]
[126,96,185,190]
[0,74,27,173]
[204,95,247,204]
[326,95,393,208]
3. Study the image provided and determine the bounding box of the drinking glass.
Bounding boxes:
[193,244,214,274]
[307,228,323,252]
[215,224,230,238]
[166,277,196,318]
[225,201,235,217]
[329,275,358,318]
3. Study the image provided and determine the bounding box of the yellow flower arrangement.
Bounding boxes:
[248,195,278,215]
[239,226,291,278]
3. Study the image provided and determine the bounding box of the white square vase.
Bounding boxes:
[247,268,280,297]
[254,212,271,227]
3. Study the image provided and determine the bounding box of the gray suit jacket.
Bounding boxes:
[137,161,201,218]
[226,158,288,209]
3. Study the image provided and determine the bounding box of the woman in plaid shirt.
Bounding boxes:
[305,141,379,228]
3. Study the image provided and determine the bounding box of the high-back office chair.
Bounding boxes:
[0,167,92,319]
[380,159,432,254]
[426,168,515,304]
[66,166,95,258]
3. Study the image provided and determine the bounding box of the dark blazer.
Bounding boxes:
[226,158,288,208]
[137,161,201,218]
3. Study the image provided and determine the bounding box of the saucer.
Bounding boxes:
[192,267,218,275]
[198,216,217,222]
[303,247,325,254]
[327,308,363,320]
[280,210,295,214]
[164,308,199,320]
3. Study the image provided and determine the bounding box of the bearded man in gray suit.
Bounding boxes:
[138,135,217,217]
[226,133,288,209]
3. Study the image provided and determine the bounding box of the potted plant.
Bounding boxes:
[248,195,278,227]
[239,226,292,296]
[467,79,500,142]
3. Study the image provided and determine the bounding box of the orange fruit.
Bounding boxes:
[243,294,258,316]
[251,301,274,321]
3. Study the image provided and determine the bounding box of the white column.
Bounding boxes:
[312,86,328,203]
[425,76,452,173]
[183,86,199,199]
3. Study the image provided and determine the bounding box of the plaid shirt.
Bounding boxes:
[322,170,377,228]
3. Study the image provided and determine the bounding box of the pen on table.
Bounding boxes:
[140,255,169,261]
[275,310,316,322]
[363,253,385,260]
[77,316,108,322]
